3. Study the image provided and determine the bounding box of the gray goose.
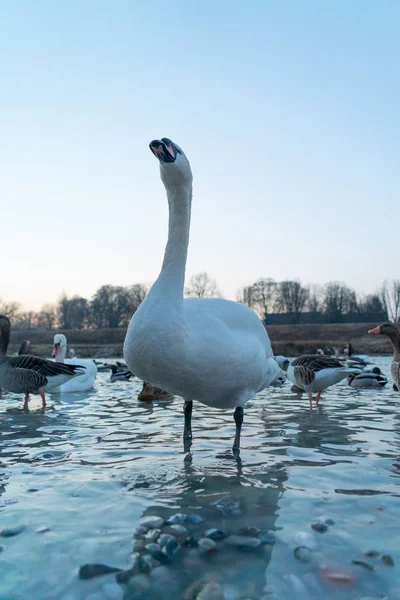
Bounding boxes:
[368,322,400,390]
[287,355,361,409]
[0,315,85,408]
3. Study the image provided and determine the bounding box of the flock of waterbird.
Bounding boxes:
[0,138,399,453]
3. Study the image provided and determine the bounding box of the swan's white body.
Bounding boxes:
[124,139,280,411]
[52,334,97,392]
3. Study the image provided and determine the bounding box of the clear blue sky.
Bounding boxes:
[1,1,399,310]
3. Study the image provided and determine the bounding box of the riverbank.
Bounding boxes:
[8,322,392,357]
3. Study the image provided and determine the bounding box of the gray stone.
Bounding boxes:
[198,538,217,554]
[204,528,228,540]
[140,516,164,529]
[164,524,189,543]
[36,525,50,534]
[144,528,161,543]
[294,546,312,563]
[79,564,122,580]
[0,524,26,537]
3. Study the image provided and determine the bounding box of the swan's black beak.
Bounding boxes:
[149,138,180,164]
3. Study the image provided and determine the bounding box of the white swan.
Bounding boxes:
[52,334,97,392]
[123,137,281,452]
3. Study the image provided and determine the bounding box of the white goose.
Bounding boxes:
[124,138,281,452]
[52,334,97,392]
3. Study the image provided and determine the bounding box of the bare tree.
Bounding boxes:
[323,282,358,322]
[275,280,309,323]
[0,299,21,319]
[306,284,322,313]
[58,294,90,329]
[91,285,132,328]
[379,280,400,322]
[37,303,58,330]
[251,278,277,321]
[236,285,256,308]
[129,284,148,308]
[185,272,221,298]
[14,311,37,329]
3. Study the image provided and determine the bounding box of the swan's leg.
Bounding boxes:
[183,400,193,440]
[40,391,46,408]
[316,392,321,406]
[23,393,29,409]
[308,392,313,410]
[233,406,244,453]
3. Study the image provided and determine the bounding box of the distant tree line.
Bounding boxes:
[1,274,399,330]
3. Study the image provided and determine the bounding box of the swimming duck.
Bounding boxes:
[348,367,388,389]
[109,364,133,382]
[138,381,174,401]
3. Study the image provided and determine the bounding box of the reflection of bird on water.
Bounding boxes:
[287,354,360,409]
[348,366,388,389]
[0,315,85,408]
[369,322,400,391]
[138,381,174,401]
[124,138,280,453]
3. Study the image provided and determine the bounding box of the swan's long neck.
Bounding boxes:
[55,346,66,363]
[151,184,192,300]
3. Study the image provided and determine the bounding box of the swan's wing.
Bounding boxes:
[10,355,85,377]
[184,297,273,356]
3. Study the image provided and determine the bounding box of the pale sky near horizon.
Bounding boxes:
[1,1,399,311]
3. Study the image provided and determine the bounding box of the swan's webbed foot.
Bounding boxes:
[183,400,193,441]
[232,406,243,454]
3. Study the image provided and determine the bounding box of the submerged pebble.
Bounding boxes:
[204,528,228,540]
[198,538,217,554]
[164,524,189,543]
[381,554,394,566]
[183,578,223,600]
[239,526,261,537]
[364,550,380,558]
[294,546,312,563]
[196,581,224,600]
[319,566,355,584]
[79,564,122,580]
[224,535,261,551]
[0,524,26,537]
[352,560,374,571]
[311,522,328,533]
[144,528,161,543]
[36,526,50,534]
[140,516,164,530]
[167,513,202,525]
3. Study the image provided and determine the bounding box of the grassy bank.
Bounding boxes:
[8,322,392,358]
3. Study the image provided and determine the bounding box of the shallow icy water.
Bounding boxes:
[0,356,399,600]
